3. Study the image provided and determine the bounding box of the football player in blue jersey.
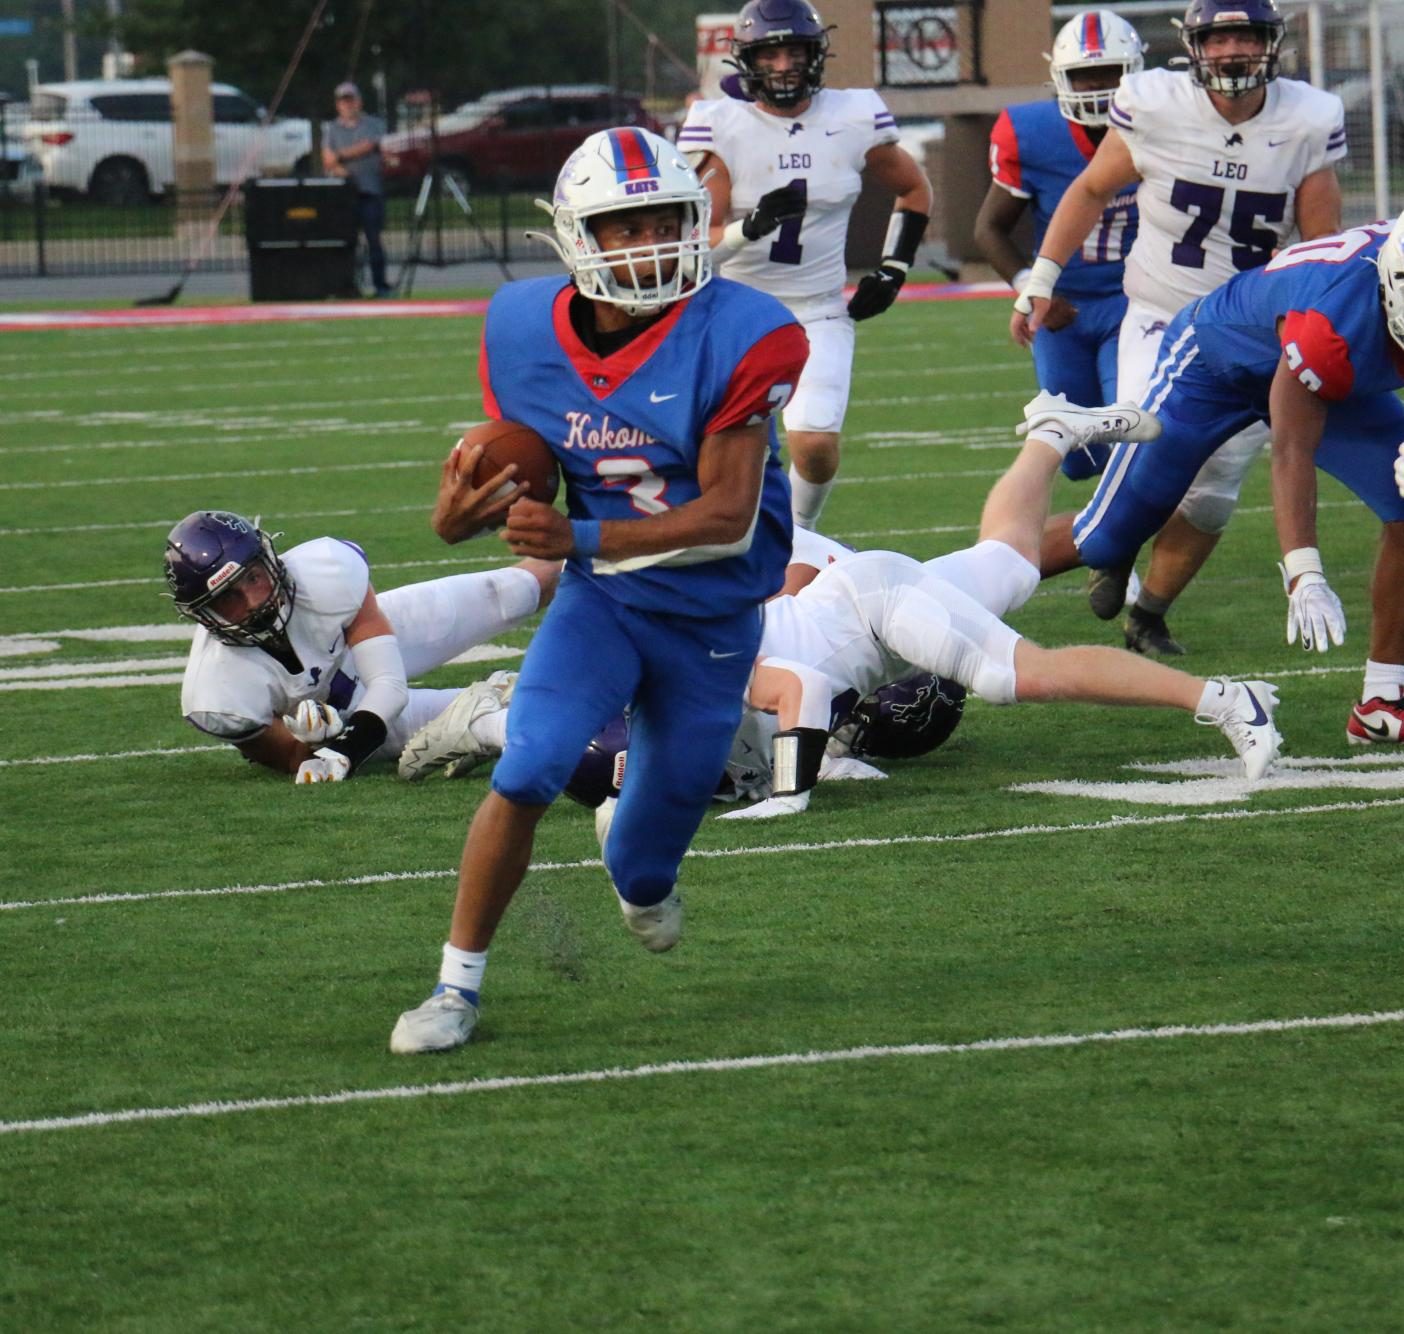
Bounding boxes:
[976,10,1144,482]
[390,127,809,1054]
[1031,215,1404,744]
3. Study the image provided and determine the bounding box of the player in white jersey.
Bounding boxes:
[164,509,555,783]
[1012,0,1344,655]
[715,393,1282,819]
[678,0,932,530]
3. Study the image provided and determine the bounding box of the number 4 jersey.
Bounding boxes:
[678,88,900,313]
[1108,68,1346,318]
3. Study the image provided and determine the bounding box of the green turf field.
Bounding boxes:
[3,298,1402,1331]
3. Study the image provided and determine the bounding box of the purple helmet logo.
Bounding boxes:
[729,0,833,109]
[831,674,966,761]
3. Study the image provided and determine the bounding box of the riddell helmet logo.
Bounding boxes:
[206,560,241,592]
[612,750,628,791]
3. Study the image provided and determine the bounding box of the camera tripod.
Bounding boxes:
[396,164,513,296]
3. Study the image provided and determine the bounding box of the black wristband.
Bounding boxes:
[884,209,929,267]
[771,727,828,796]
[323,709,388,774]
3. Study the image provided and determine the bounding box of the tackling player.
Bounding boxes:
[1013,0,1345,655]
[163,510,554,783]
[389,127,808,1054]
[678,0,933,530]
[976,10,1144,482]
[718,393,1283,821]
[1039,217,1404,745]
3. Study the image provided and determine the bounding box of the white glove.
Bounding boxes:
[1395,442,1404,499]
[716,791,811,821]
[295,748,352,784]
[283,700,345,744]
[819,754,888,783]
[1283,570,1346,653]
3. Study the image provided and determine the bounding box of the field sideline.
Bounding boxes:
[3,295,1402,1330]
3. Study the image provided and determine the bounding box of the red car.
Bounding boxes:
[381,85,663,192]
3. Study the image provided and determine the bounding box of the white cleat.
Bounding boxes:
[389,989,478,1053]
[1197,677,1282,782]
[594,795,618,853]
[619,890,682,952]
[483,669,518,705]
[398,681,504,782]
[1017,390,1162,457]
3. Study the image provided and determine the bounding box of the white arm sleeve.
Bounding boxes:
[347,633,408,724]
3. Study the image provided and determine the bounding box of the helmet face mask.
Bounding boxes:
[534,127,712,317]
[1379,214,1404,352]
[1049,10,1145,126]
[164,511,294,649]
[730,0,831,110]
[1179,0,1284,98]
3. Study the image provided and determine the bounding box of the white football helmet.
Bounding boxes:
[1048,10,1145,126]
[1378,213,1404,351]
[529,126,712,317]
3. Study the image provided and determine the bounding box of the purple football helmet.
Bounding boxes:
[729,0,832,109]
[564,713,630,808]
[830,674,966,761]
[1180,0,1284,96]
[163,510,294,649]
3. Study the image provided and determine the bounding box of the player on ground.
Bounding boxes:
[678,0,933,531]
[390,127,808,1054]
[1013,0,1345,655]
[976,10,1144,482]
[164,510,555,782]
[1039,216,1404,743]
[715,395,1282,820]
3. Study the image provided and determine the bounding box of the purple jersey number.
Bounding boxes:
[1170,180,1289,272]
[768,178,807,266]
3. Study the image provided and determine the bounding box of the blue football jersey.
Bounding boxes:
[480,276,805,618]
[989,100,1137,301]
[1195,223,1404,403]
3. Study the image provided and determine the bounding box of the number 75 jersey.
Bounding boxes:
[1109,67,1346,318]
[679,88,900,311]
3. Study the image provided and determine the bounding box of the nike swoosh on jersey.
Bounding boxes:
[649,391,679,403]
[709,649,743,659]
[1267,138,1290,147]
[825,129,843,136]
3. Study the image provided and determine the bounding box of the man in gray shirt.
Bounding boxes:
[323,81,391,297]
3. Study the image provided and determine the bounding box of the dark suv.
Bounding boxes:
[381,85,662,191]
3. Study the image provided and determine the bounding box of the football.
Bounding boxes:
[458,419,560,507]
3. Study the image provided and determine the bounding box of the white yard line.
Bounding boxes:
[4,1007,1400,1137]
[4,796,1402,914]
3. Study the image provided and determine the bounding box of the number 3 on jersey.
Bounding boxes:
[597,456,669,515]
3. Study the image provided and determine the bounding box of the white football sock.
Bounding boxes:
[440,943,487,999]
[1195,677,1234,718]
[789,466,834,531]
[471,710,508,752]
[1362,660,1404,703]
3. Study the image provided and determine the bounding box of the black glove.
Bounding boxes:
[847,264,907,321]
[741,181,808,241]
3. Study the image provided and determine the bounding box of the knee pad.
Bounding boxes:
[1176,488,1238,535]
